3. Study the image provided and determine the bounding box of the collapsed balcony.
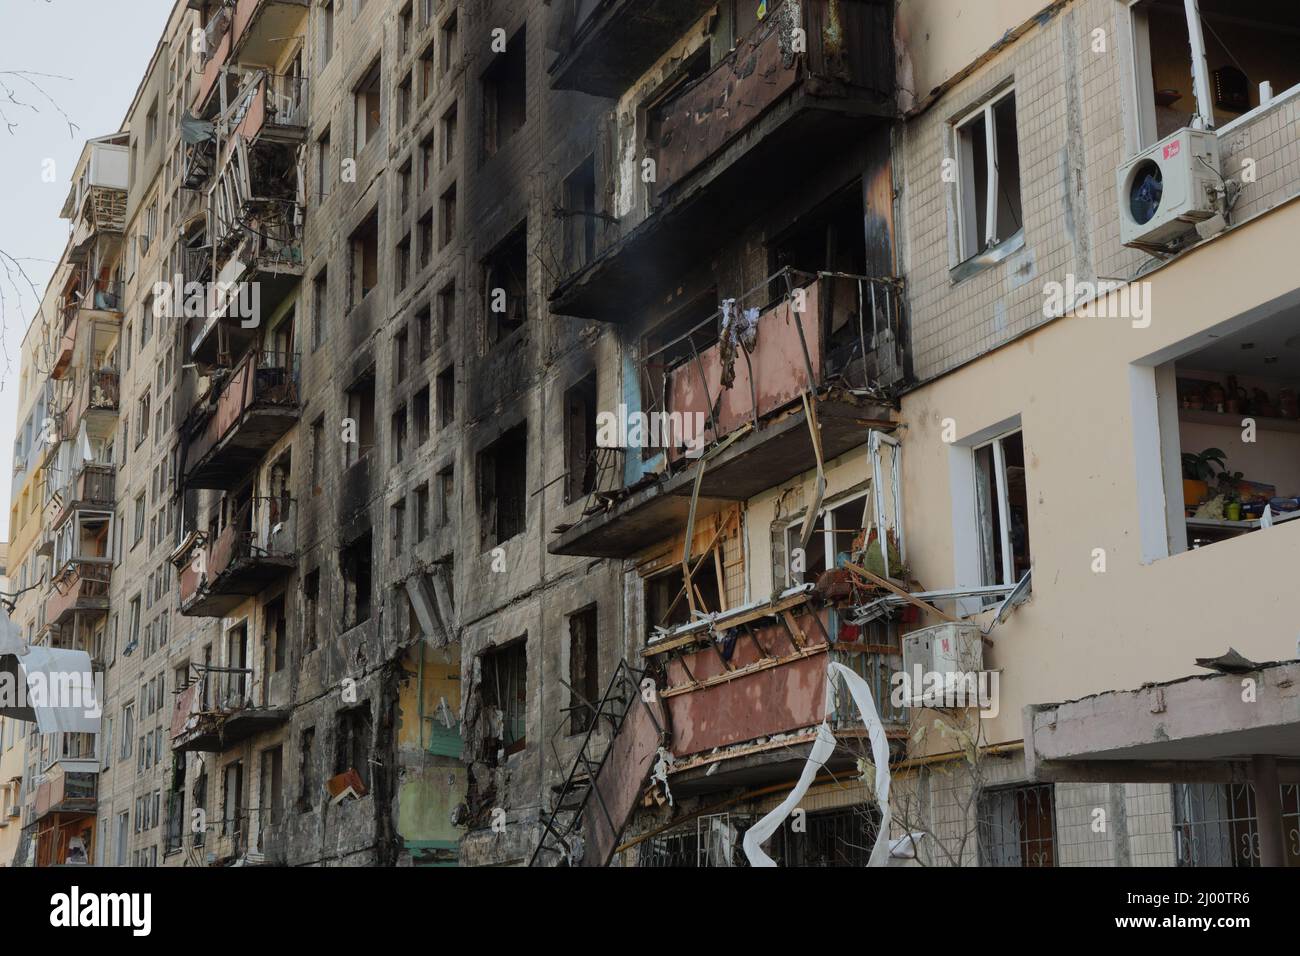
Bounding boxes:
[45,555,112,628]
[550,0,895,320]
[182,350,300,489]
[551,268,902,558]
[171,663,290,753]
[175,496,296,617]
[644,586,909,797]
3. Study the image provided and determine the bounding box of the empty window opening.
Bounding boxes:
[482,26,526,157]
[345,374,376,465]
[483,222,527,344]
[562,155,597,273]
[350,210,380,305]
[481,639,526,756]
[567,606,599,736]
[341,531,373,628]
[335,704,373,790]
[478,424,527,547]
[563,373,598,504]
[354,61,382,153]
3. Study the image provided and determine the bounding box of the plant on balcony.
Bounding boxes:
[1181,447,1225,507]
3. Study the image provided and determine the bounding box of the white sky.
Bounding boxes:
[0,0,176,539]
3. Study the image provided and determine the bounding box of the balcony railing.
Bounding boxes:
[171,665,290,753]
[178,496,297,616]
[45,557,112,626]
[184,350,301,488]
[234,72,308,142]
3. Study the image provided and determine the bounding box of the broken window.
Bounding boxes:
[418,210,433,268]
[481,639,526,756]
[437,283,455,344]
[478,424,527,547]
[391,497,406,555]
[645,559,721,632]
[1131,0,1300,146]
[954,88,1022,262]
[345,374,376,466]
[341,532,373,628]
[350,210,380,305]
[392,405,408,465]
[441,101,458,167]
[297,727,316,813]
[780,491,869,588]
[415,482,430,542]
[416,305,432,359]
[225,623,248,706]
[303,568,319,651]
[265,595,286,673]
[396,70,412,130]
[439,9,458,75]
[567,606,599,736]
[437,466,454,526]
[482,222,527,344]
[396,234,411,292]
[973,429,1030,588]
[562,155,597,273]
[414,385,431,446]
[354,60,382,154]
[259,746,283,847]
[482,27,525,158]
[222,760,244,841]
[439,182,457,248]
[978,783,1057,867]
[335,704,373,790]
[436,363,455,428]
[312,268,328,350]
[419,41,436,99]
[563,373,598,504]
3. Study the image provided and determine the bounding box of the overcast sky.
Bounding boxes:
[0,0,175,539]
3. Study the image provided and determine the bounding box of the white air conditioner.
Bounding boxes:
[1117,127,1221,251]
[900,622,984,707]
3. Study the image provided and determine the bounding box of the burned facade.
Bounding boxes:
[5,0,1300,869]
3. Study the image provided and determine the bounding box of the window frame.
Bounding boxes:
[952,86,1022,265]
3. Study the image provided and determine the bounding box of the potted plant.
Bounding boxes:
[1182,447,1225,507]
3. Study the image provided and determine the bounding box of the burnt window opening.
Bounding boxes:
[437,466,454,526]
[394,328,409,383]
[439,182,458,248]
[296,726,316,813]
[567,605,599,736]
[391,497,406,555]
[396,234,411,292]
[416,305,433,359]
[436,364,455,428]
[478,424,527,548]
[349,210,380,306]
[481,26,526,159]
[437,283,456,344]
[483,222,527,345]
[414,385,431,446]
[354,60,382,154]
[341,531,373,629]
[259,745,283,845]
[645,559,722,632]
[335,704,373,791]
[562,155,597,273]
[265,594,287,674]
[192,769,208,846]
[563,373,598,504]
[439,9,458,75]
[302,568,319,651]
[418,211,433,268]
[222,759,244,839]
[481,639,527,756]
[345,374,376,466]
[415,482,430,542]
[392,404,408,465]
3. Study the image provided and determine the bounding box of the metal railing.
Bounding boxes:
[264,73,308,128]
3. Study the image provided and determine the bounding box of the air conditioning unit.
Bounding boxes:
[900,622,984,707]
[1118,127,1221,252]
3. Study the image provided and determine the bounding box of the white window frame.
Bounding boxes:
[781,489,872,588]
[953,87,1021,261]
[949,417,1025,615]
[971,428,1021,590]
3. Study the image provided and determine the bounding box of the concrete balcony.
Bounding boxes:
[232,71,308,144]
[170,671,290,754]
[30,765,98,826]
[550,0,895,320]
[182,351,300,489]
[176,496,296,617]
[45,557,111,628]
[230,0,309,69]
[49,465,116,532]
[548,0,717,97]
[644,590,907,797]
[550,271,900,558]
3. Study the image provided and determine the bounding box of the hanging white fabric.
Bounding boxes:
[742,660,894,867]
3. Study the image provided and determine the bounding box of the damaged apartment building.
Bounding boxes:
[6,0,1300,869]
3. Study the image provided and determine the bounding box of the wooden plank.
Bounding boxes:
[841,560,959,624]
